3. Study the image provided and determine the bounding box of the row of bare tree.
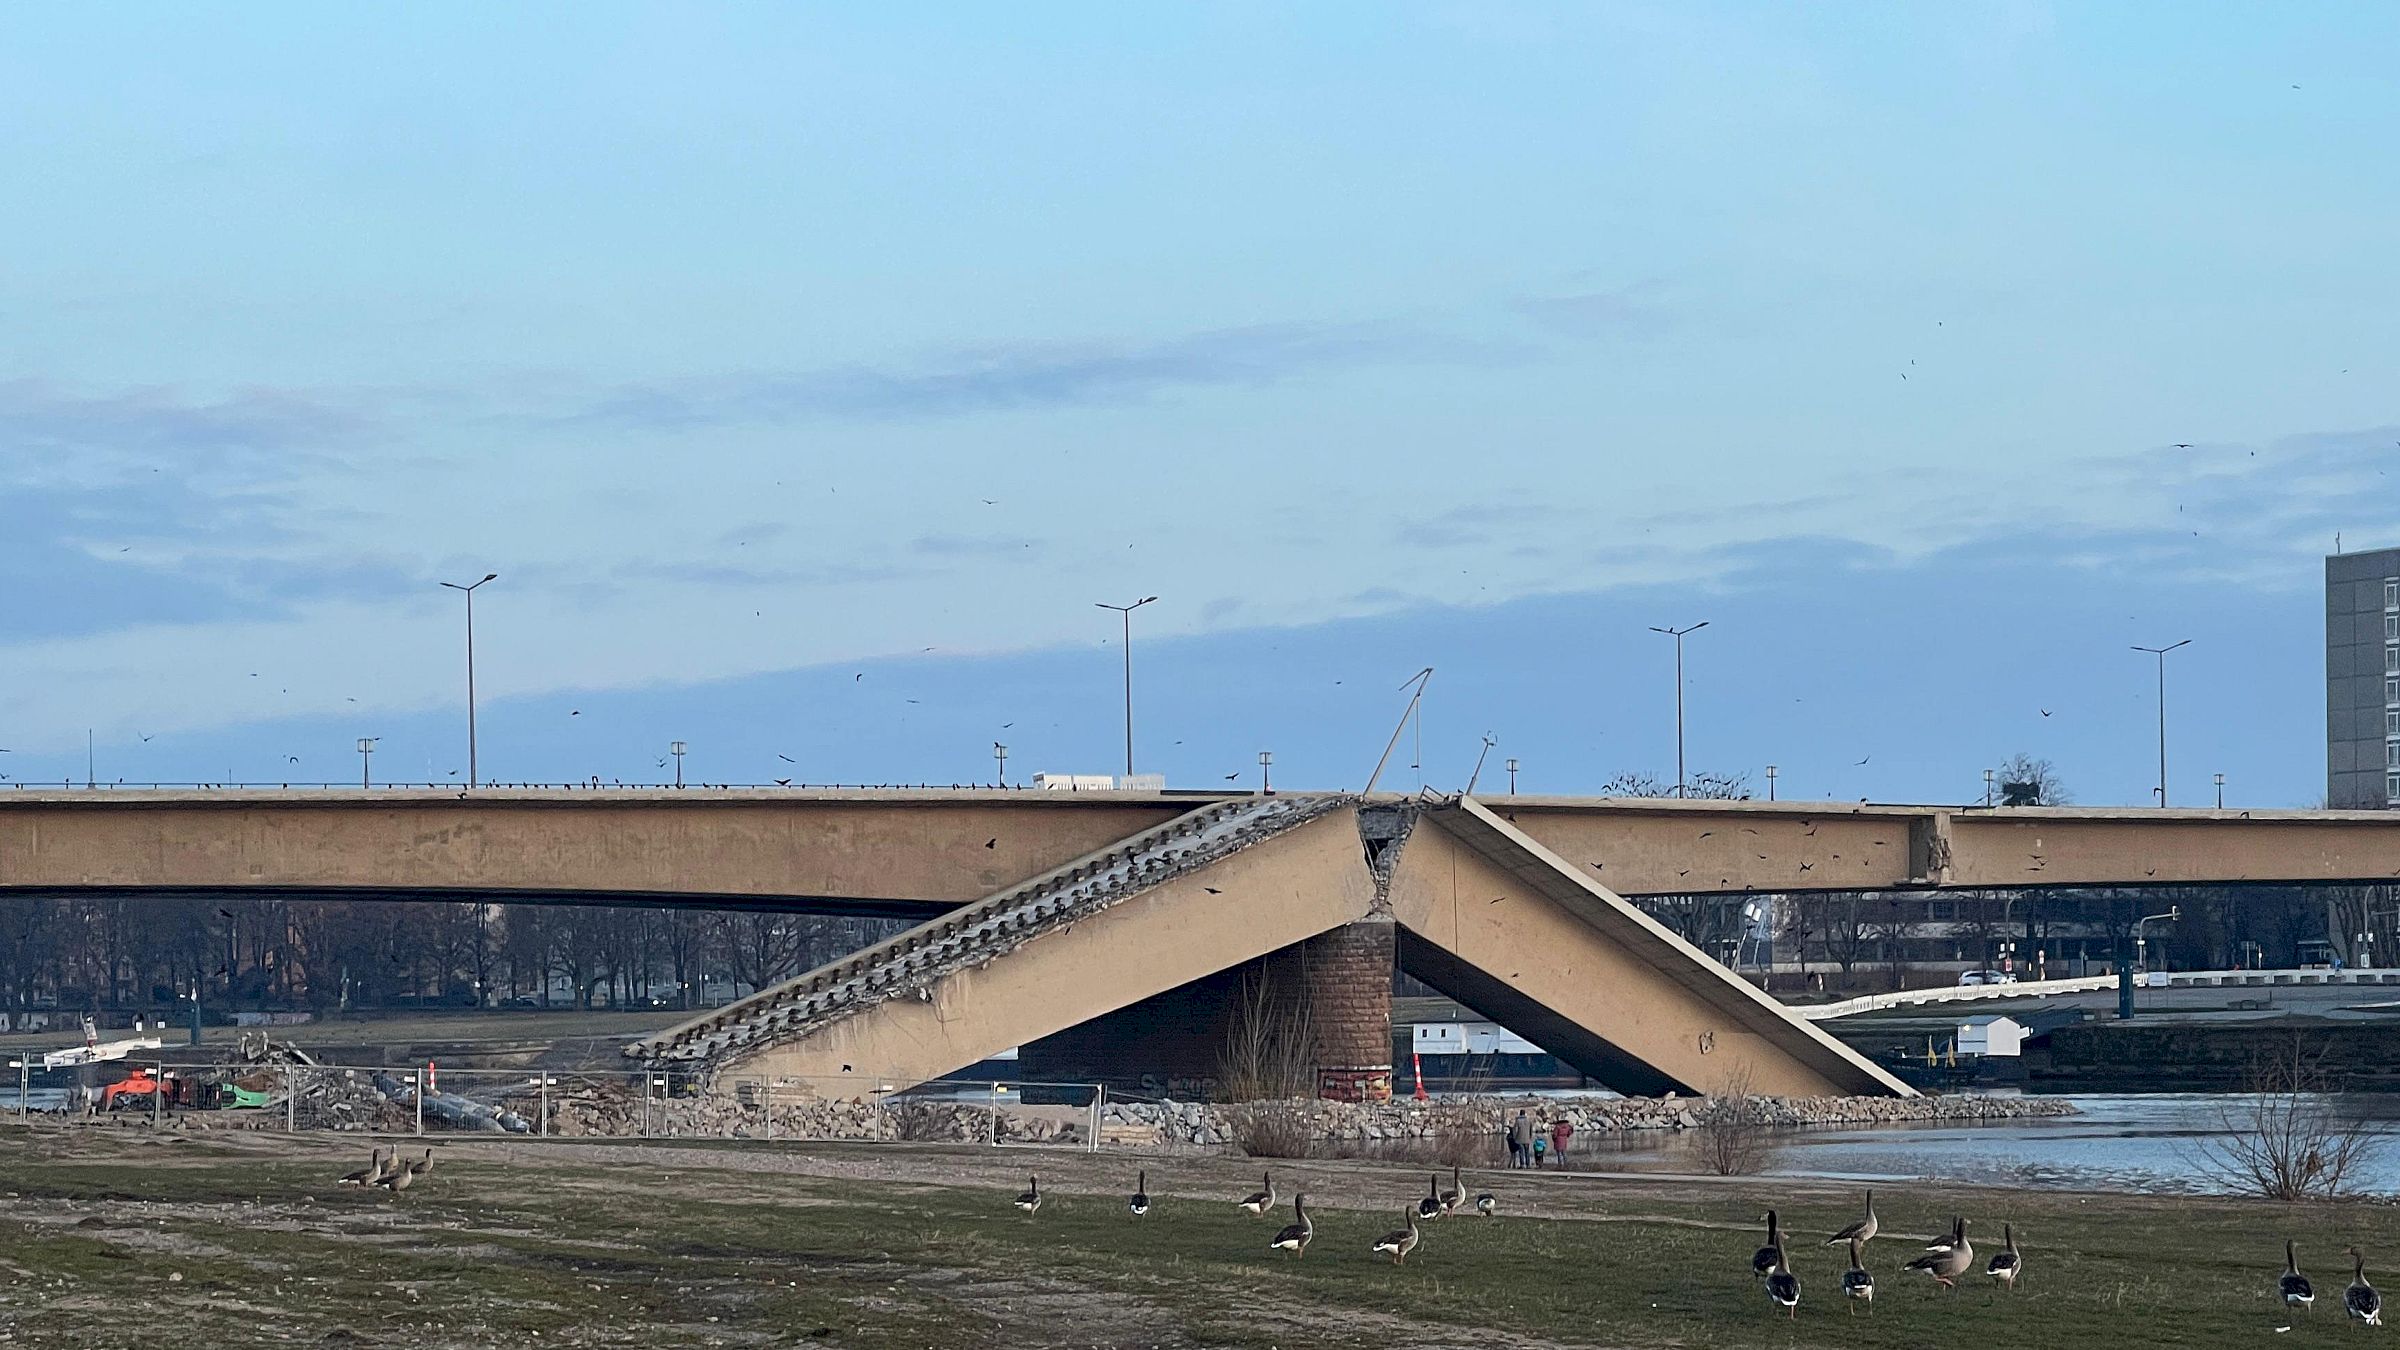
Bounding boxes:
[0,895,901,1015]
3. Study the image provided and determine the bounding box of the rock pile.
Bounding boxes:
[1099,1091,2075,1147]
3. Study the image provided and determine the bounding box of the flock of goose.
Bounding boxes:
[334,1146,437,1195]
[1012,1165,1495,1264]
[1757,1190,2384,1325]
[1012,1169,2390,1324]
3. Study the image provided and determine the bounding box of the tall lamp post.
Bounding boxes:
[2214,772,2226,809]
[1258,750,1273,795]
[1647,621,1708,797]
[2130,639,2191,806]
[356,737,377,789]
[1505,758,1519,795]
[2122,905,2181,1019]
[993,742,1008,785]
[1095,596,1158,781]
[440,573,498,786]
[1765,764,1778,802]
[670,741,686,789]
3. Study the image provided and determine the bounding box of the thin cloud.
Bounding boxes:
[571,320,1521,430]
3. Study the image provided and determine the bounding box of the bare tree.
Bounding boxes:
[1868,895,1920,991]
[1686,1067,1780,1176]
[1819,893,1874,987]
[2191,1035,2379,1200]
[1994,754,2070,806]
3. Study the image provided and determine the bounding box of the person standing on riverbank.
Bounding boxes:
[1506,1111,1528,1168]
[1550,1117,1573,1168]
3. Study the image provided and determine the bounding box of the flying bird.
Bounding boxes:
[777,754,796,763]
[2172,443,2193,449]
[1854,756,1871,765]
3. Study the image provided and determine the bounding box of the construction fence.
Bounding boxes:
[6,1059,1120,1150]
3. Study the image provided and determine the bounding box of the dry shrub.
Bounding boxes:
[2192,1035,2380,1201]
[1216,966,1316,1102]
[1225,1099,1317,1158]
[1686,1069,1780,1177]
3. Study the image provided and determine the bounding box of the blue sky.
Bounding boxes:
[1,3,2395,806]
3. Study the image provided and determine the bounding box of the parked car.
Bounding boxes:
[1957,969,2019,986]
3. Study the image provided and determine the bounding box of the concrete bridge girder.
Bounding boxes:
[1388,800,1910,1098]
[691,806,1375,1093]
[662,795,1912,1101]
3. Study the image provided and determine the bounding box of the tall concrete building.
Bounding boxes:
[2328,546,2400,809]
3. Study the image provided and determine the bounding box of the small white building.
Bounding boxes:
[1956,1014,2027,1058]
[1032,773,1167,791]
[1412,1021,1546,1056]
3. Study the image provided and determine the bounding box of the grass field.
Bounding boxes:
[0,1124,2391,1347]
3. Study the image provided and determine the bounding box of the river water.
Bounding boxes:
[1576,1093,2400,1196]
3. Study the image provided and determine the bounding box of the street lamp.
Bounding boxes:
[1094,596,1159,781]
[1506,757,1519,795]
[1646,621,1709,797]
[1984,768,1996,807]
[2214,772,2226,809]
[2122,905,2181,1019]
[356,737,377,789]
[1765,764,1778,802]
[439,573,498,786]
[2130,639,2192,806]
[994,742,1008,785]
[1258,750,1273,795]
[669,741,686,789]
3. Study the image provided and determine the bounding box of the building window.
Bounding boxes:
[2389,709,2400,737]
[2388,614,2399,641]
[2389,678,2400,706]
[2388,742,2399,769]
[2389,645,2399,675]
[2388,580,2399,610]
[2389,773,2400,803]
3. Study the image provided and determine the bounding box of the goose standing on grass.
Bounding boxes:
[1905,1218,1972,1289]
[338,1149,385,1187]
[1765,1235,1800,1318]
[1012,1174,1041,1216]
[1474,1191,1497,1218]
[1824,1189,1878,1248]
[372,1160,413,1195]
[1842,1238,1875,1312]
[1372,1208,1422,1265]
[1438,1167,1464,1215]
[1128,1170,1149,1216]
[405,1147,435,1180]
[1237,1171,1276,1216]
[2282,1241,2315,1311]
[1752,1210,1784,1277]
[1985,1223,2023,1290]
[1415,1174,1445,1221]
[2348,1247,2382,1325]
[1269,1193,1313,1257]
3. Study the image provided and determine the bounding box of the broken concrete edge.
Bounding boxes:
[627,793,1358,1068]
[1438,796,1919,1099]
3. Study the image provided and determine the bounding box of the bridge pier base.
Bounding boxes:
[1277,918,1395,1103]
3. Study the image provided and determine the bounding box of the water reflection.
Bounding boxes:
[1583,1094,2400,1196]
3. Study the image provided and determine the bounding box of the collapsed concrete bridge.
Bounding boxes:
[630,793,1915,1100]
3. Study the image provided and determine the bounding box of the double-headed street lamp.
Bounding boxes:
[356,737,377,789]
[670,741,687,789]
[440,573,498,786]
[1095,596,1158,781]
[2130,639,2192,806]
[1647,621,1708,797]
